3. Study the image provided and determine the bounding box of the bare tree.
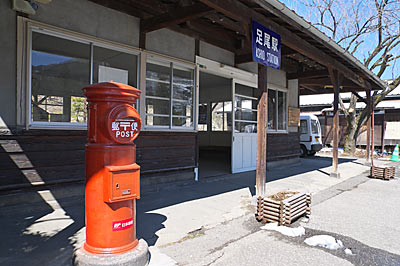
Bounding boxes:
[288,0,400,153]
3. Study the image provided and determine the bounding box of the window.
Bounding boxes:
[31,32,90,124]
[300,120,308,134]
[311,119,320,134]
[29,26,139,128]
[267,88,287,132]
[234,84,257,133]
[211,101,232,131]
[145,59,195,129]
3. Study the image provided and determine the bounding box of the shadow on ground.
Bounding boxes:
[0,155,357,265]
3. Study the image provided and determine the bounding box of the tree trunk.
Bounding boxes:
[343,111,357,154]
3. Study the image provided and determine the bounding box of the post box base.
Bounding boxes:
[73,239,149,266]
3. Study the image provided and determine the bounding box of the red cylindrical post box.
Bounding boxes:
[82,81,142,255]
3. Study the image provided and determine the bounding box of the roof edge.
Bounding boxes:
[262,0,387,90]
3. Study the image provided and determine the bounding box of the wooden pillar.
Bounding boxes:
[366,90,371,164]
[256,64,268,196]
[382,120,386,154]
[139,32,146,49]
[371,95,375,166]
[328,68,341,178]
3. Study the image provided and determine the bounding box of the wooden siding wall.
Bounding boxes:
[267,132,300,161]
[0,130,300,188]
[0,131,197,189]
[0,131,86,188]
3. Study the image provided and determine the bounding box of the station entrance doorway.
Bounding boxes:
[197,57,258,179]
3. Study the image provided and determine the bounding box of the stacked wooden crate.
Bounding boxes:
[256,191,311,226]
[370,166,395,180]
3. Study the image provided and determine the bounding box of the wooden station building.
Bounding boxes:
[0,0,386,191]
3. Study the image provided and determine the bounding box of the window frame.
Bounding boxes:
[25,21,141,130]
[143,54,196,131]
[267,86,288,133]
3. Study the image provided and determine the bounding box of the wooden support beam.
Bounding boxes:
[351,91,368,104]
[300,86,369,95]
[89,0,148,18]
[206,13,247,35]
[249,0,384,90]
[184,20,241,50]
[198,0,246,23]
[328,67,342,178]
[195,39,200,57]
[198,0,370,89]
[140,3,214,33]
[299,78,359,87]
[371,95,375,166]
[301,85,319,93]
[129,0,168,13]
[287,70,329,80]
[139,31,146,49]
[235,53,252,65]
[256,64,268,196]
[366,90,371,164]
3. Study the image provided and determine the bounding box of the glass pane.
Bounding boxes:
[311,119,319,134]
[173,116,192,127]
[146,115,169,126]
[300,120,308,134]
[235,84,257,98]
[31,32,89,123]
[235,96,257,110]
[146,62,170,83]
[145,98,169,115]
[235,110,257,122]
[173,101,192,117]
[71,96,87,123]
[173,67,193,101]
[224,102,232,131]
[198,124,207,131]
[146,80,171,98]
[268,90,276,129]
[278,91,286,130]
[93,46,137,87]
[211,102,224,131]
[235,122,257,133]
[198,104,208,125]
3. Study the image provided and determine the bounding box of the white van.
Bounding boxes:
[300,114,323,156]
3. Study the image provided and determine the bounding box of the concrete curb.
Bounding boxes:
[73,239,149,266]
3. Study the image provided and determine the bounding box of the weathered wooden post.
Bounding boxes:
[382,120,386,154]
[256,64,268,196]
[371,94,375,165]
[329,68,341,178]
[366,89,371,165]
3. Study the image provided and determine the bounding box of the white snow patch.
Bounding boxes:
[261,223,305,237]
[344,248,353,255]
[304,235,344,250]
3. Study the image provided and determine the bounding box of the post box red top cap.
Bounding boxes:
[83,81,140,102]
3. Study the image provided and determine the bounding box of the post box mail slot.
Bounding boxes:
[104,163,140,203]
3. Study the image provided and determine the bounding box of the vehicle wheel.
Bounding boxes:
[300,145,307,157]
[309,151,316,156]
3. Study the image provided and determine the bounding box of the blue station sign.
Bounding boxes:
[252,20,281,69]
